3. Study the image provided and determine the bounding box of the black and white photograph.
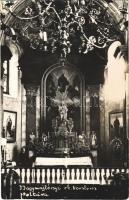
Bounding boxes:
[0,0,129,199]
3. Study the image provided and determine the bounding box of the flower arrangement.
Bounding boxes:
[27,137,55,156]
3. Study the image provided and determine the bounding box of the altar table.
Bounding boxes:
[34,156,93,167]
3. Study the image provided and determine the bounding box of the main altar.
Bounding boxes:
[40,65,88,157]
[27,65,97,159]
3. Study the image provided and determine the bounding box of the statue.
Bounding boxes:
[29,132,35,143]
[90,131,97,148]
[113,116,120,137]
[58,101,68,121]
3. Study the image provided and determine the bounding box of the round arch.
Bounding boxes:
[41,62,86,135]
[3,0,123,25]
[1,0,126,46]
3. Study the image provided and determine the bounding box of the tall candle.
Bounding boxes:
[43,31,47,42]
[39,30,44,39]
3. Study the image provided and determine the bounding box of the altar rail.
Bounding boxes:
[1,167,128,185]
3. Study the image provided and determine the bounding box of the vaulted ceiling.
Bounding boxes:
[1,0,127,85]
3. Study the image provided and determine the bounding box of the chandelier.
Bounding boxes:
[1,0,123,63]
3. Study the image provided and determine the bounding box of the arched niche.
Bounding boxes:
[41,63,86,137]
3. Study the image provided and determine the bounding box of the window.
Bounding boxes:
[2,60,9,94]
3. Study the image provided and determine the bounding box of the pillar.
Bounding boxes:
[36,86,40,138]
[85,89,90,138]
[25,84,38,143]
[125,72,129,164]
[21,84,26,146]
[0,62,4,137]
[99,84,106,166]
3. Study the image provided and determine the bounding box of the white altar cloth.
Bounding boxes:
[34,157,93,167]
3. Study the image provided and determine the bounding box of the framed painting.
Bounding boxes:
[3,110,17,143]
[109,112,124,141]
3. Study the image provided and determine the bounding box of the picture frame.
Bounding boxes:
[109,112,124,141]
[3,110,17,143]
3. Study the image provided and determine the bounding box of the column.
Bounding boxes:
[0,62,4,137]
[36,86,40,138]
[99,84,106,166]
[21,85,26,146]
[25,84,38,143]
[85,89,90,138]
[125,72,129,164]
[17,68,22,149]
[99,85,106,146]
[125,72,129,137]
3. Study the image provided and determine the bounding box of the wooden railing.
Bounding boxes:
[1,166,127,185]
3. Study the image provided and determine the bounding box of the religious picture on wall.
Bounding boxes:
[42,66,82,155]
[109,112,124,141]
[45,67,82,136]
[3,111,17,143]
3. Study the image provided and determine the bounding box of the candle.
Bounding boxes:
[39,30,44,39]
[43,31,47,42]
[10,28,15,36]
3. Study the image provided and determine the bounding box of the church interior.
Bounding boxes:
[0,0,129,198]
